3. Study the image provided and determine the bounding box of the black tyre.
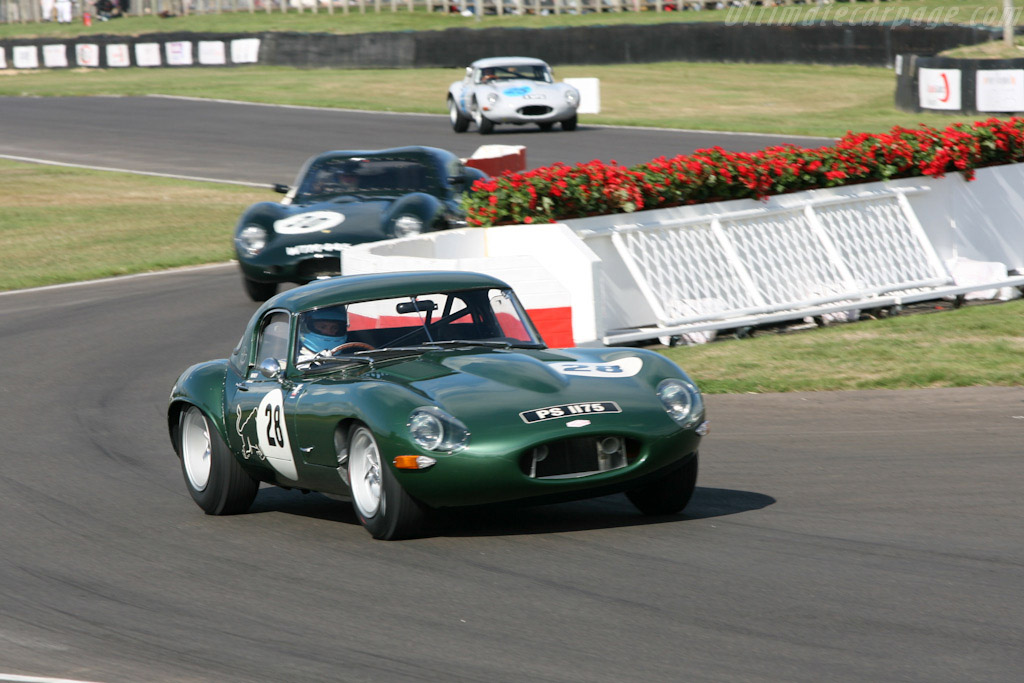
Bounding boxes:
[242,275,278,302]
[478,115,494,135]
[449,97,470,133]
[179,406,258,515]
[626,454,698,516]
[561,115,578,132]
[538,122,554,132]
[347,424,425,540]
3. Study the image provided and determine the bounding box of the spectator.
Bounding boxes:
[55,0,72,22]
[40,0,55,21]
[94,0,121,19]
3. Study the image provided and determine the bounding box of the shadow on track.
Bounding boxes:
[247,485,775,538]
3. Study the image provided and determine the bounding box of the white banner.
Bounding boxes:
[976,69,1024,113]
[135,42,161,67]
[106,44,131,68]
[231,38,260,64]
[13,46,39,69]
[918,68,961,110]
[198,41,226,65]
[0,47,7,70]
[75,43,99,67]
[165,41,193,66]
[42,44,67,68]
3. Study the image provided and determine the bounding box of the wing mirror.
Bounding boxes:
[258,357,283,379]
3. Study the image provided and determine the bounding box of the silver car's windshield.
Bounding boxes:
[294,287,546,369]
[476,64,553,84]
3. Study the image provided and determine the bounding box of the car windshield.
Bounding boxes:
[477,64,553,84]
[295,156,437,204]
[294,287,545,369]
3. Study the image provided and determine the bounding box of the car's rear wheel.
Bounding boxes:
[561,115,578,132]
[626,454,698,516]
[348,424,425,540]
[449,97,470,133]
[242,275,278,302]
[179,406,258,515]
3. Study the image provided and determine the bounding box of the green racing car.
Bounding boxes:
[168,271,708,540]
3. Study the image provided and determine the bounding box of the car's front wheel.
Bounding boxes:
[561,114,578,132]
[242,275,278,302]
[178,405,259,515]
[449,97,470,133]
[626,454,698,516]
[471,99,494,135]
[348,423,425,540]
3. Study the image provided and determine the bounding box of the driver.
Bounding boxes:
[297,306,349,363]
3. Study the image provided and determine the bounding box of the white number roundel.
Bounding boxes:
[550,357,643,378]
[255,389,298,480]
[274,211,345,235]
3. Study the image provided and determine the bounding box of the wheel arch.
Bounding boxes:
[167,361,230,458]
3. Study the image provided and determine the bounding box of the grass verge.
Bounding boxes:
[0,62,989,138]
[0,159,268,290]
[663,300,1024,393]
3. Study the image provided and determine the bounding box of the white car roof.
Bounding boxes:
[469,56,551,69]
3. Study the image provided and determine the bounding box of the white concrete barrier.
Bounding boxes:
[341,163,1024,346]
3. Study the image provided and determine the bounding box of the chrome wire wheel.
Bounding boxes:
[181,407,212,492]
[349,426,384,520]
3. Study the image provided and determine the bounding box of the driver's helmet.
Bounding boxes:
[336,161,360,190]
[301,306,347,354]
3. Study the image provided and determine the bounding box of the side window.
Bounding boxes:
[256,312,290,367]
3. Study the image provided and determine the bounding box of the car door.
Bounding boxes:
[226,310,302,483]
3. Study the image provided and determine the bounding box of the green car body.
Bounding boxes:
[168,271,707,539]
[234,146,486,302]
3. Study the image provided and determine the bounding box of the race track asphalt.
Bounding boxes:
[0,98,1022,682]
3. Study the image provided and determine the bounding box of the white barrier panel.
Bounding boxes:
[563,77,600,114]
[341,225,601,348]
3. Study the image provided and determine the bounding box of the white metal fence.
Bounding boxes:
[601,187,1024,344]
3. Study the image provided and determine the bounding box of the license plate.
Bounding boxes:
[519,401,621,424]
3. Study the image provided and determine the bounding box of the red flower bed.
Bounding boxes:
[462,118,1024,227]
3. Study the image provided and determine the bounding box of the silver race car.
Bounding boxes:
[447,57,581,135]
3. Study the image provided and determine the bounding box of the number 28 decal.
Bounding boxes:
[255,388,298,480]
[550,357,643,378]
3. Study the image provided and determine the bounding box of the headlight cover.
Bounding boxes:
[236,224,269,257]
[408,406,469,453]
[485,92,500,106]
[657,378,704,429]
[393,214,424,238]
[565,89,579,106]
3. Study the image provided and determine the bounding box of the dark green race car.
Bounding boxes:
[234,146,486,302]
[168,271,708,540]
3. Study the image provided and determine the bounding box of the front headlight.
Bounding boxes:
[657,378,704,429]
[565,89,579,106]
[408,406,469,453]
[485,92,500,106]
[393,214,424,237]
[236,224,269,257]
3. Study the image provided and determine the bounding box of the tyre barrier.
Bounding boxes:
[896,54,1024,115]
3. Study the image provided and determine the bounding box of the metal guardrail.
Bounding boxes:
[598,187,1024,344]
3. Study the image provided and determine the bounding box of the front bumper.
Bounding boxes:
[390,426,703,509]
